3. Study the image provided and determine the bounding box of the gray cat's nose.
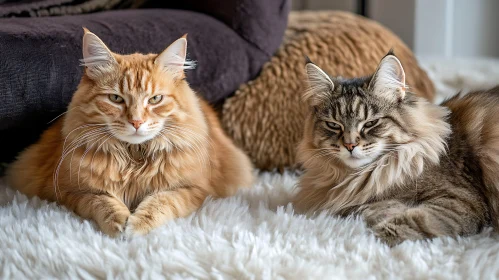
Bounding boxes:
[343,143,358,152]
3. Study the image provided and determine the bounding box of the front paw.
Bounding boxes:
[361,200,407,227]
[372,222,406,247]
[372,216,424,247]
[97,208,131,237]
[125,211,156,237]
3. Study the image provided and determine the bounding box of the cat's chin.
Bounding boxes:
[341,157,374,169]
[116,134,156,144]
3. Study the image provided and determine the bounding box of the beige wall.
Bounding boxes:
[292,0,499,58]
[291,0,356,11]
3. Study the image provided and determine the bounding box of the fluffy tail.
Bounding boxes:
[444,87,499,228]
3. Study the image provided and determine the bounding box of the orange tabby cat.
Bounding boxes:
[6,29,254,237]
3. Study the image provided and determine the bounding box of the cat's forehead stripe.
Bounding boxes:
[325,94,376,121]
[339,101,346,117]
[352,97,360,113]
[123,70,133,91]
[335,103,342,119]
[120,74,128,93]
[363,102,369,120]
[139,70,149,91]
[119,68,156,94]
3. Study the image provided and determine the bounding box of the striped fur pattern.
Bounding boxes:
[6,30,253,237]
[294,53,497,246]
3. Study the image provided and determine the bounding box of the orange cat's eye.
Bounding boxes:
[108,94,124,103]
[148,95,163,105]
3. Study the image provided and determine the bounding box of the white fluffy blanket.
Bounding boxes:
[1,58,499,279]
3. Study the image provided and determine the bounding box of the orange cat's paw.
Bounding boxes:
[97,209,131,237]
[124,212,156,237]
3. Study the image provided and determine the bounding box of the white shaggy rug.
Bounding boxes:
[2,57,499,279]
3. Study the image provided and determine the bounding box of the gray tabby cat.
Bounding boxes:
[293,52,499,246]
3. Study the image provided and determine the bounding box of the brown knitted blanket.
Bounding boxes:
[222,11,435,171]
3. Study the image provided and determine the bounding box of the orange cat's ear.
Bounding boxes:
[155,35,195,80]
[80,27,118,80]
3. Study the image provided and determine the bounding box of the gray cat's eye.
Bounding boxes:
[364,119,378,128]
[148,95,163,104]
[108,94,124,103]
[326,121,341,130]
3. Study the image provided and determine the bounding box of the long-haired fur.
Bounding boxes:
[294,53,497,246]
[7,30,253,237]
[297,99,450,215]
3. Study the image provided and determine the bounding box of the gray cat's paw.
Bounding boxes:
[371,216,424,247]
[372,222,407,247]
[361,200,408,227]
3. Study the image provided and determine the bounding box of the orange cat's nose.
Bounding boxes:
[129,120,144,129]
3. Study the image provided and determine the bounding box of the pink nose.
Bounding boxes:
[129,120,144,129]
[343,143,358,152]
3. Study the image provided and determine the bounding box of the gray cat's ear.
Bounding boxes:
[368,54,406,101]
[80,28,118,80]
[155,34,195,80]
[304,60,335,106]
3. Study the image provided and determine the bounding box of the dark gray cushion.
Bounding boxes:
[0,1,290,163]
